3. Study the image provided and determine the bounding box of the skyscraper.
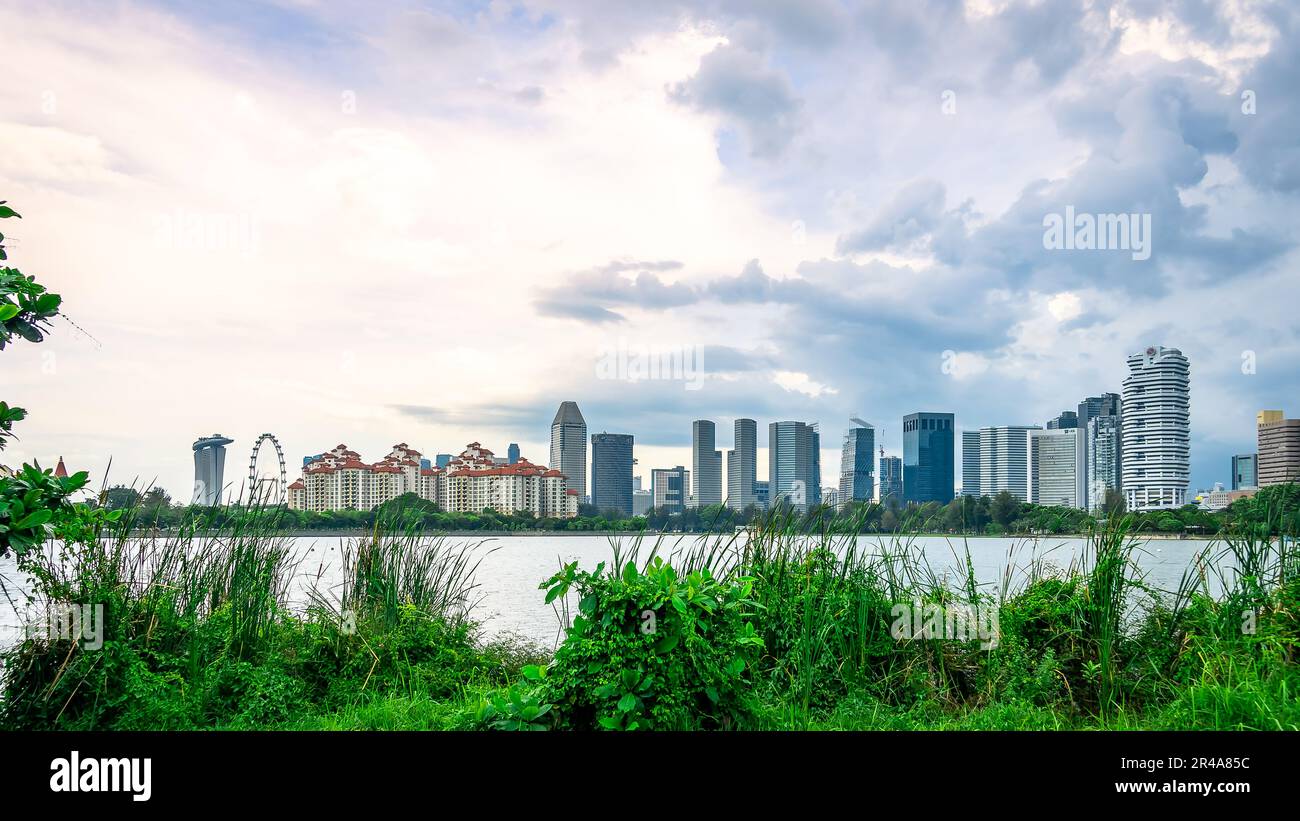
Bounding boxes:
[961,430,981,497]
[878,456,902,504]
[192,434,234,506]
[977,425,1037,501]
[507,443,520,465]
[769,421,821,512]
[1087,414,1122,511]
[1232,453,1258,490]
[902,413,954,504]
[690,420,723,509]
[590,432,633,516]
[1121,346,1190,510]
[549,401,588,502]
[1046,411,1078,430]
[1258,411,1300,487]
[1079,393,1122,512]
[838,421,875,509]
[726,418,758,510]
[651,465,689,514]
[1031,427,1085,508]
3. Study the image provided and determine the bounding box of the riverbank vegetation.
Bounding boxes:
[87,482,1300,539]
[3,496,1298,731]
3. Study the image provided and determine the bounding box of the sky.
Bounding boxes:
[2,0,1297,501]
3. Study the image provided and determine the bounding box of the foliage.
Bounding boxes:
[537,553,763,730]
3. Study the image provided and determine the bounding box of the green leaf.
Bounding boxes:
[617,692,637,712]
[0,304,18,321]
[0,205,20,219]
[653,631,680,653]
[14,508,53,529]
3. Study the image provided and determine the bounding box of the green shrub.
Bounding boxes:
[538,556,763,730]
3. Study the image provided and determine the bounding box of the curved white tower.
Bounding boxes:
[1121,346,1190,510]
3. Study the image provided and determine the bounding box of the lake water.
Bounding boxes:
[0,533,1230,652]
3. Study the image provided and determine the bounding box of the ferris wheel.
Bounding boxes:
[247,433,287,505]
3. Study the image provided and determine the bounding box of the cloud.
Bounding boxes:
[668,40,802,157]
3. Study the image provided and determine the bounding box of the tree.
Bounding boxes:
[990,490,1020,528]
[0,199,92,557]
[1102,488,1126,518]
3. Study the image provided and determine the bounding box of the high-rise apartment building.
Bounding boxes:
[1087,414,1122,511]
[1078,393,1122,512]
[549,401,588,502]
[590,432,634,516]
[902,412,954,504]
[690,420,723,509]
[507,443,520,465]
[769,420,821,512]
[1232,453,1258,490]
[1258,411,1300,487]
[1121,346,1190,510]
[726,418,758,510]
[838,422,875,508]
[192,434,234,505]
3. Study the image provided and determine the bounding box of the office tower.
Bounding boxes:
[977,426,1038,501]
[838,421,875,508]
[961,430,981,497]
[1087,414,1123,511]
[879,456,903,504]
[1121,346,1190,510]
[753,480,769,509]
[903,413,955,504]
[822,488,839,509]
[1031,428,1085,508]
[726,418,758,510]
[1232,453,1259,490]
[1078,393,1122,511]
[690,420,723,508]
[589,433,633,516]
[550,401,588,501]
[651,466,689,514]
[1258,411,1300,486]
[507,443,520,465]
[435,453,452,470]
[1079,393,1121,425]
[769,421,821,512]
[192,434,234,505]
[1046,411,1078,430]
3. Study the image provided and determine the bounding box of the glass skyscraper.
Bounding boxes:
[838,422,875,508]
[1232,453,1258,490]
[878,456,902,504]
[590,432,634,516]
[769,421,821,512]
[550,401,588,502]
[902,412,954,505]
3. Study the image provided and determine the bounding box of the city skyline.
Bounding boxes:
[4,2,1298,502]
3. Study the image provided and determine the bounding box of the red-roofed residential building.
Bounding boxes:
[288,441,577,518]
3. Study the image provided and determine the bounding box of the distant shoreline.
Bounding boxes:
[124,529,1218,541]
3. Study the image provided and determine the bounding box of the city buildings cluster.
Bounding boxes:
[190,345,1299,517]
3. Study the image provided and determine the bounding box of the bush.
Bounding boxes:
[537,556,763,730]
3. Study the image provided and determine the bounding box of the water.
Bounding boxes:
[0,534,1228,651]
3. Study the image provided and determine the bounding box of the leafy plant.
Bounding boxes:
[538,555,763,730]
